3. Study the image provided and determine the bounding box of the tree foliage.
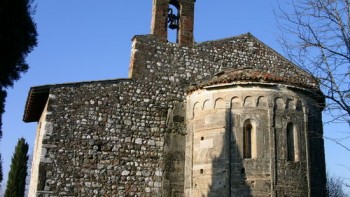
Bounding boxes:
[276,0,350,125]
[327,174,348,197]
[0,0,37,88]
[5,138,29,197]
[0,0,37,185]
[0,154,3,186]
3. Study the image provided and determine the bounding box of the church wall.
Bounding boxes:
[29,33,326,196]
[34,79,173,196]
[308,106,327,196]
[28,101,51,196]
[129,34,324,196]
[185,85,324,197]
[273,95,309,196]
[129,34,319,90]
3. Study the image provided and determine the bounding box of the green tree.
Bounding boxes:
[5,138,29,197]
[0,0,37,88]
[0,0,38,184]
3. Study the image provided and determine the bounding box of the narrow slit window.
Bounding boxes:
[287,123,299,161]
[287,124,295,161]
[244,124,252,158]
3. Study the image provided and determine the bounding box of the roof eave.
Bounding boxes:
[23,86,51,123]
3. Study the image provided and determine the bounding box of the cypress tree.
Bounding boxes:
[0,0,37,87]
[5,138,29,197]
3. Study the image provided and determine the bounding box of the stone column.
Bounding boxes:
[151,0,169,42]
[178,0,195,46]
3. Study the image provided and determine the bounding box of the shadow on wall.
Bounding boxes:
[205,108,252,197]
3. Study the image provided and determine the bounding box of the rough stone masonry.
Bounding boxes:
[24,0,326,196]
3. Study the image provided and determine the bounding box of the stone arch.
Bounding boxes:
[275,97,285,110]
[169,0,180,9]
[214,98,226,109]
[243,96,254,107]
[243,119,257,159]
[286,99,295,110]
[257,96,268,107]
[231,97,241,109]
[193,102,201,117]
[202,99,211,110]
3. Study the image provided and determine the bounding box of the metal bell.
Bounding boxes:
[168,8,179,30]
[169,19,179,30]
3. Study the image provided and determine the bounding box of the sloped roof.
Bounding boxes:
[188,33,322,94]
[187,67,322,95]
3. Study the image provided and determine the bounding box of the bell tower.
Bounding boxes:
[151,0,195,46]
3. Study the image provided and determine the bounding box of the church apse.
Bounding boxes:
[185,75,325,196]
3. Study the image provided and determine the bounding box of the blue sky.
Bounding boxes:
[1,0,349,193]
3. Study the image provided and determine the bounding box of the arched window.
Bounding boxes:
[244,124,252,158]
[287,123,300,161]
[243,119,256,159]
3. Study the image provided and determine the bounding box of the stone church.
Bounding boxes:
[24,0,327,196]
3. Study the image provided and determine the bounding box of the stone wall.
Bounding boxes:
[36,79,171,196]
[29,33,326,196]
[185,85,322,196]
[308,105,327,196]
[129,34,319,91]
[28,102,50,196]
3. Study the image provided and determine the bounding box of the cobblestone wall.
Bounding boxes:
[29,33,326,196]
[38,79,170,196]
[129,33,319,91]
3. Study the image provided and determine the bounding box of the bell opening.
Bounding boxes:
[167,4,179,43]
